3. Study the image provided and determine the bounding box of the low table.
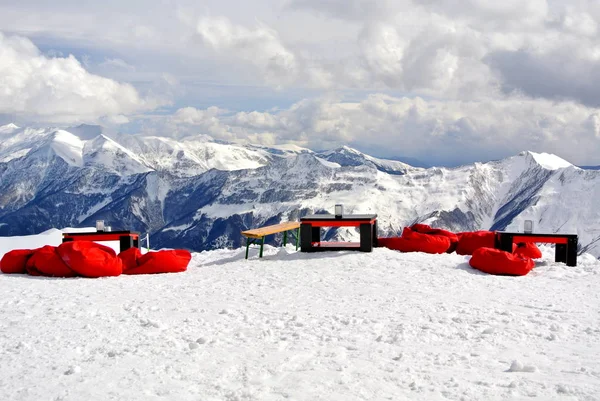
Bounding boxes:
[62,231,140,253]
[300,214,378,252]
[495,232,578,267]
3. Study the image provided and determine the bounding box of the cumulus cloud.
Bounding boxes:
[287,0,402,22]
[151,94,600,166]
[3,1,600,166]
[0,33,158,124]
[196,16,299,86]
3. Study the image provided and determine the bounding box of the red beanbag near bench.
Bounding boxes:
[378,235,420,252]
[456,230,497,255]
[402,228,451,254]
[469,247,535,276]
[57,241,122,278]
[0,249,36,274]
[118,247,143,272]
[379,228,450,254]
[410,224,459,252]
[514,242,542,259]
[26,245,75,277]
[124,249,191,275]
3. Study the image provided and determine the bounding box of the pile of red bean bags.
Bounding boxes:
[0,241,191,278]
[378,224,542,276]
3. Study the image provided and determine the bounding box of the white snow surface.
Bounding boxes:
[50,130,84,167]
[1,232,600,400]
[526,151,574,170]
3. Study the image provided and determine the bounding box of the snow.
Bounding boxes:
[83,135,153,175]
[50,130,84,167]
[0,123,19,134]
[315,156,341,168]
[1,232,600,400]
[527,151,574,171]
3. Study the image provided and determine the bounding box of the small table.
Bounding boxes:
[62,231,140,253]
[300,214,378,252]
[495,232,578,266]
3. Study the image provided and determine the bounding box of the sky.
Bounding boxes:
[1,0,600,166]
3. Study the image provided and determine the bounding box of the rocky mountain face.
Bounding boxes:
[1,123,599,257]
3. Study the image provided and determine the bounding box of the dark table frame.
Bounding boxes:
[495,232,578,266]
[300,214,378,252]
[62,231,140,253]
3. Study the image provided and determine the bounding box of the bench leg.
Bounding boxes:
[555,244,567,263]
[566,237,578,267]
[245,238,251,259]
[119,235,133,253]
[360,223,373,252]
[259,236,265,258]
[283,231,287,247]
[295,227,300,251]
[300,224,313,252]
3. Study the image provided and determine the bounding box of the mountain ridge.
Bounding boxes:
[1,124,598,258]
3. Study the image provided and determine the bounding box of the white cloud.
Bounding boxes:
[149,94,600,166]
[0,33,158,124]
[196,16,299,86]
[2,1,600,166]
[99,58,136,72]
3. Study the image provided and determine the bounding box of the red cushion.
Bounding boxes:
[379,227,450,254]
[118,247,143,272]
[514,242,543,259]
[26,245,76,277]
[402,228,451,254]
[456,231,497,255]
[378,236,419,252]
[469,247,535,276]
[57,241,122,278]
[125,249,191,275]
[410,224,459,252]
[0,249,36,274]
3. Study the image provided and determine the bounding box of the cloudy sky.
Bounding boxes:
[1,0,600,166]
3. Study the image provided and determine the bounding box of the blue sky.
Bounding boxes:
[1,0,600,166]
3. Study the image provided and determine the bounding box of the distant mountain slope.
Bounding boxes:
[1,123,598,258]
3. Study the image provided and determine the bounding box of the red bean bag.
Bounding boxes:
[469,247,535,276]
[57,241,122,278]
[124,249,191,275]
[377,236,420,252]
[118,247,143,272]
[403,228,451,254]
[410,224,459,252]
[26,245,76,277]
[0,249,36,274]
[379,228,450,254]
[456,231,497,255]
[514,242,542,259]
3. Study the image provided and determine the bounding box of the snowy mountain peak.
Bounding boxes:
[83,134,153,175]
[0,123,19,133]
[318,145,412,175]
[522,151,574,170]
[48,130,84,167]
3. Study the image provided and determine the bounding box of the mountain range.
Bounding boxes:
[1,123,599,258]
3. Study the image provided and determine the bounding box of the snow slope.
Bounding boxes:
[1,233,600,400]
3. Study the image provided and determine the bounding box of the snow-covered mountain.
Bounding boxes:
[1,123,599,257]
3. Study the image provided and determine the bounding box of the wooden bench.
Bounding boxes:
[241,222,300,259]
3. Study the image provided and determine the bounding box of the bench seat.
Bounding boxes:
[241,222,300,258]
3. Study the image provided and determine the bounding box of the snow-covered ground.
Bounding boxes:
[1,232,600,400]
